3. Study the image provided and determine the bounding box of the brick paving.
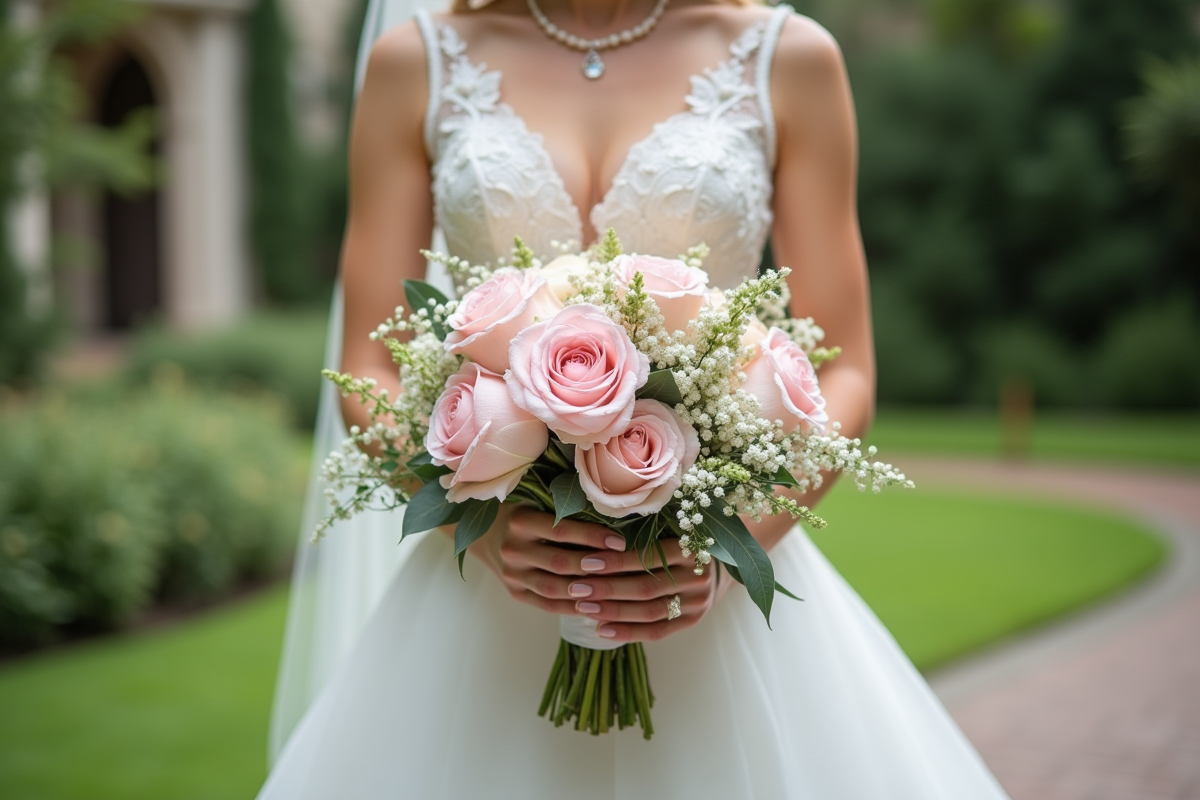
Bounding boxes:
[905,458,1200,800]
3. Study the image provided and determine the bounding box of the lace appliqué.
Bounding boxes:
[591,21,774,289]
[430,25,582,267]
[421,13,783,289]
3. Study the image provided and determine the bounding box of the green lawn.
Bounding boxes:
[0,589,288,800]
[0,483,1165,799]
[812,483,1164,669]
[870,408,1200,468]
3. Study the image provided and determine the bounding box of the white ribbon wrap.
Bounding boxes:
[559,614,623,650]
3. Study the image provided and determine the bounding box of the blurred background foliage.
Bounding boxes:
[0,372,305,651]
[810,0,1200,410]
[0,0,155,385]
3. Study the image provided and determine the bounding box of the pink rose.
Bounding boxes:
[575,399,700,517]
[741,328,829,434]
[506,303,650,449]
[445,269,563,373]
[612,255,708,334]
[426,362,548,503]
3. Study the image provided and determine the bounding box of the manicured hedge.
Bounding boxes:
[0,376,306,648]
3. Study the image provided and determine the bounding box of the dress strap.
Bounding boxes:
[757,5,792,170]
[413,9,442,161]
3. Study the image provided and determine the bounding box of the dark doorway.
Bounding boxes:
[99,53,161,330]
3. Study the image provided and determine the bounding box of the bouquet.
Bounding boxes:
[319,230,912,739]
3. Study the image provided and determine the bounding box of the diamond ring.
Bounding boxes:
[666,595,682,621]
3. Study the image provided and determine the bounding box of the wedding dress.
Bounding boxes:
[258,7,1010,798]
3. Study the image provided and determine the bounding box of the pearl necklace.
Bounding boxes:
[526,0,671,80]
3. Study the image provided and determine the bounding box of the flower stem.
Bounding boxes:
[538,639,567,717]
[575,648,603,731]
[538,640,654,738]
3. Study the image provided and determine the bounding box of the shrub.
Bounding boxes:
[0,398,161,643]
[0,377,306,648]
[872,278,961,405]
[1095,298,1200,409]
[971,320,1091,408]
[124,311,328,430]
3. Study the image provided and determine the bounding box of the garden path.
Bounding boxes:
[908,457,1200,800]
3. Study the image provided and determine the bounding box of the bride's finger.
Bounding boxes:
[596,615,698,644]
[575,593,705,623]
[565,568,701,602]
[516,541,683,576]
[510,589,579,616]
[566,542,692,575]
[508,508,623,551]
[499,565,575,600]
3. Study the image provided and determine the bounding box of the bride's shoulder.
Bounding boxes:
[355,22,429,142]
[362,21,430,94]
[701,3,842,65]
[766,9,854,158]
[773,10,844,79]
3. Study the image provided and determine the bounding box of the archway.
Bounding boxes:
[99,52,161,330]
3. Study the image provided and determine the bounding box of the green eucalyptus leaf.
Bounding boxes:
[551,438,577,463]
[454,497,501,578]
[406,452,451,484]
[773,580,804,601]
[550,472,589,525]
[699,502,776,626]
[711,536,801,602]
[636,369,684,407]
[628,515,660,570]
[408,451,436,467]
[401,479,463,538]
[403,279,451,340]
[768,466,801,489]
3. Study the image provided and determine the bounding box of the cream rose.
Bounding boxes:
[575,399,700,518]
[506,303,650,449]
[743,317,770,348]
[612,254,708,334]
[533,254,588,301]
[445,268,563,373]
[426,362,548,503]
[741,327,829,434]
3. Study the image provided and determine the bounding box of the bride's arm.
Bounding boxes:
[338,24,434,435]
[745,17,876,552]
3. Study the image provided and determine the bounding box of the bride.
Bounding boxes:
[259,0,1011,797]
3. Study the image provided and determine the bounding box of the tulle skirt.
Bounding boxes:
[258,527,1010,799]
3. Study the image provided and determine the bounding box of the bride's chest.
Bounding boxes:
[421,16,782,288]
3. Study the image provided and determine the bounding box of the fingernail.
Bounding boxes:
[597,625,616,639]
[576,601,601,614]
[581,557,606,572]
[568,582,593,598]
[604,535,625,551]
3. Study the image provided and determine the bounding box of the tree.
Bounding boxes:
[246,0,313,304]
[0,0,154,385]
[1124,56,1200,205]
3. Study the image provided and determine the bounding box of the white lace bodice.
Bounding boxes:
[414,8,791,290]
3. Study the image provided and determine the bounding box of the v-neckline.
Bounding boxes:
[434,17,768,244]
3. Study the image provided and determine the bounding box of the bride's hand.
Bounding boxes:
[467,507,731,642]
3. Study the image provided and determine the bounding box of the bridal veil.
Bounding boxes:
[267,0,451,762]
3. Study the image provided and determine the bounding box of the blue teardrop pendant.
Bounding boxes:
[582,49,605,80]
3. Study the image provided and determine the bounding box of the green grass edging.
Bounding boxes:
[812,483,1166,670]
